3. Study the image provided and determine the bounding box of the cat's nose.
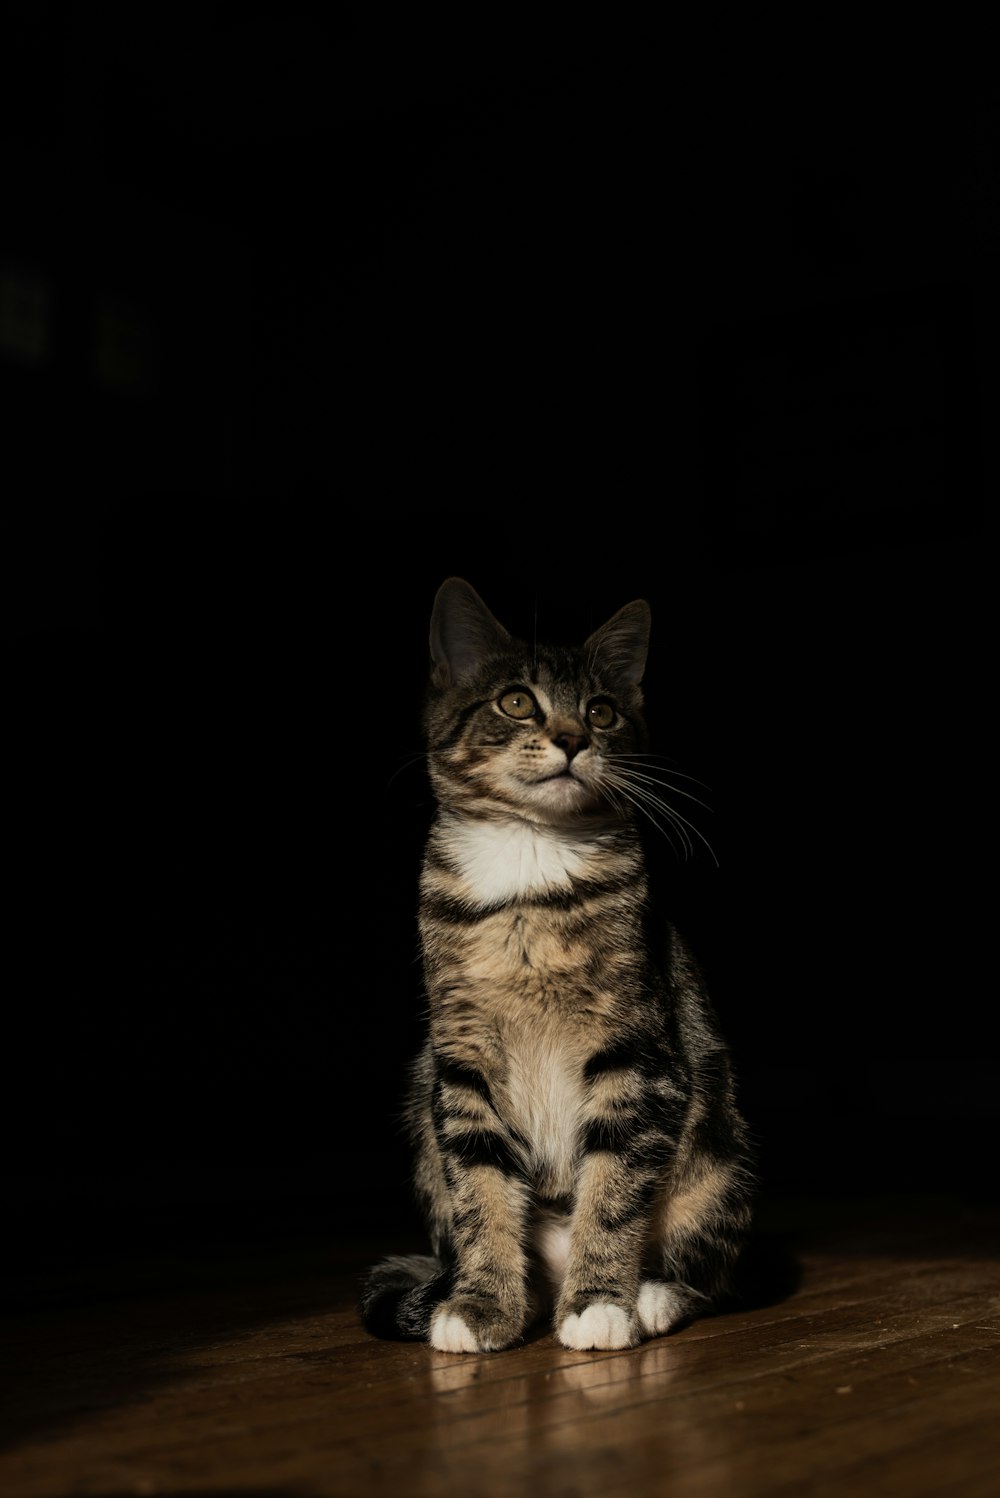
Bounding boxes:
[555,733,587,761]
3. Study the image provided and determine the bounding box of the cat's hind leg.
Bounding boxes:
[649,1158,754,1329]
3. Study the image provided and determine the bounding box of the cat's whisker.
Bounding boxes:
[607,759,714,814]
[599,771,692,859]
[647,797,717,865]
[603,760,712,819]
[597,780,632,824]
[600,767,718,866]
[608,755,713,794]
[384,752,429,794]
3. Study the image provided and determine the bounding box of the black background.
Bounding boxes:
[3,11,992,1288]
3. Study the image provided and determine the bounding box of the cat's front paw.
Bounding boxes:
[429,1296,523,1353]
[556,1302,639,1351]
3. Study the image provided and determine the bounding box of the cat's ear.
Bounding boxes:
[429,578,512,688]
[585,600,651,687]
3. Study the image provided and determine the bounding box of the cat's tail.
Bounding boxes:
[359,1253,453,1341]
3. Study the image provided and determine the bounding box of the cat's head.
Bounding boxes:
[424,577,651,829]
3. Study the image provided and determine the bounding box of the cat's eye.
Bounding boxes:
[499,688,538,720]
[587,698,616,729]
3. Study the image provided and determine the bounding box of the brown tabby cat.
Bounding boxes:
[360,578,753,1352]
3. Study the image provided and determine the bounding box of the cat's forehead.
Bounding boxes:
[490,641,603,692]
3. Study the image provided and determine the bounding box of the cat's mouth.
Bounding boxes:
[539,768,580,783]
[535,772,599,805]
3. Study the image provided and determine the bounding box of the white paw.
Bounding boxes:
[429,1308,480,1353]
[636,1280,686,1337]
[558,1302,637,1351]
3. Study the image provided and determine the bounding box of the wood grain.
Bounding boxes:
[2,1200,998,1497]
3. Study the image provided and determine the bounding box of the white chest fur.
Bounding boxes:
[504,1027,584,1196]
[439,816,597,905]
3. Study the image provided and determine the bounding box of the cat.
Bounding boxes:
[359,577,754,1353]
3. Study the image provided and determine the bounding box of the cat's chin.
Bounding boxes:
[517,774,607,825]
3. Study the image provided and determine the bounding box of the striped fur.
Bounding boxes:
[360,578,754,1353]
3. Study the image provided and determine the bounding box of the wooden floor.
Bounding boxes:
[2,1196,998,1498]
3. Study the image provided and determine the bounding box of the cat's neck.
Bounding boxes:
[429,810,635,906]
